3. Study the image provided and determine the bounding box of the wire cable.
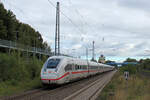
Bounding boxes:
[47,0,86,35]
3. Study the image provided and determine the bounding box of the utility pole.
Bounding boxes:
[55,2,60,56]
[92,41,95,60]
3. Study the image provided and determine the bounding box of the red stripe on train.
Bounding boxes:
[41,72,69,80]
[71,70,89,74]
[41,70,100,80]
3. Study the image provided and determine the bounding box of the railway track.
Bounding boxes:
[1,71,116,100]
[64,70,116,100]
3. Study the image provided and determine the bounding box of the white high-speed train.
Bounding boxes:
[41,56,114,85]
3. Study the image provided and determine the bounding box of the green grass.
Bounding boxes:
[96,71,150,100]
[0,52,45,96]
[0,78,42,96]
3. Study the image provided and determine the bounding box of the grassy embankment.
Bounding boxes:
[0,52,46,96]
[97,66,150,100]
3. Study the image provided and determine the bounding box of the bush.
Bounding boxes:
[25,58,43,79]
[120,64,137,74]
[140,59,150,70]
[0,53,23,81]
[0,53,44,84]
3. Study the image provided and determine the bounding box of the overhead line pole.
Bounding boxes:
[47,0,85,35]
[55,3,58,55]
[58,2,60,55]
[55,2,60,56]
[92,41,95,60]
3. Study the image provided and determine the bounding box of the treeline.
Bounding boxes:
[123,58,150,70]
[138,58,150,70]
[0,3,50,49]
[121,58,150,74]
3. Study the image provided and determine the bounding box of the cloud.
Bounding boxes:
[117,0,150,12]
[2,0,150,61]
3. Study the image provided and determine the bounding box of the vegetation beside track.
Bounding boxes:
[0,52,46,96]
[96,65,150,100]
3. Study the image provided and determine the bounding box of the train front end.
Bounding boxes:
[41,57,62,85]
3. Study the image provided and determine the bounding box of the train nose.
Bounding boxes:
[41,70,58,79]
[41,69,59,84]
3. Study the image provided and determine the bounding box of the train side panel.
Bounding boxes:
[41,56,114,85]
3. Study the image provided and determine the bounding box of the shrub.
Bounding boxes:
[0,53,44,85]
[120,64,137,74]
[25,58,43,80]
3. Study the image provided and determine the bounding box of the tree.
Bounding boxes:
[139,58,150,70]
[105,60,115,64]
[124,58,137,62]
[0,3,51,51]
[0,20,7,39]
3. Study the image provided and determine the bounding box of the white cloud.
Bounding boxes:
[2,0,150,61]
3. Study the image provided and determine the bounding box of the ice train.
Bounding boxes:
[41,56,114,85]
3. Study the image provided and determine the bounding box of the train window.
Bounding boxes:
[95,66,98,69]
[47,59,60,69]
[75,65,80,70]
[89,66,91,69]
[90,66,98,69]
[80,65,83,69]
[91,66,94,69]
[81,65,83,69]
[79,65,81,69]
[75,64,78,70]
[85,65,88,69]
[65,64,72,71]
[93,66,95,69]
[90,66,93,69]
[75,65,77,70]
[81,65,87,70]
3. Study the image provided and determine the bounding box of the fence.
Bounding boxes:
[0,39,53,56]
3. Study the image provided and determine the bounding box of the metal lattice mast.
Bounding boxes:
[55,2,60,56]
[58,2,60,55]
[92,41,95,60]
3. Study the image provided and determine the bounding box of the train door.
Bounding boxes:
[70,59,75,81]
[66,59,74,82]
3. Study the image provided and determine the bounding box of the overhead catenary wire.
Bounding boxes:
[68,0,98,34]
[47,0,86,35]
[60,2,87,42]
[47,0,90,57]
[49,0,97,57]
[6,0,88,42]
[62,0,100,45]
[2,0,94,55]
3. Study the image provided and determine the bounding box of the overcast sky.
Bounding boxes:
[1,0,150,62]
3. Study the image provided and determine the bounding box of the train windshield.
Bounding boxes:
[47,59,60,69]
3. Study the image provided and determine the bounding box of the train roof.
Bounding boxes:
[48,56,82,60]
[48,56,114,67]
